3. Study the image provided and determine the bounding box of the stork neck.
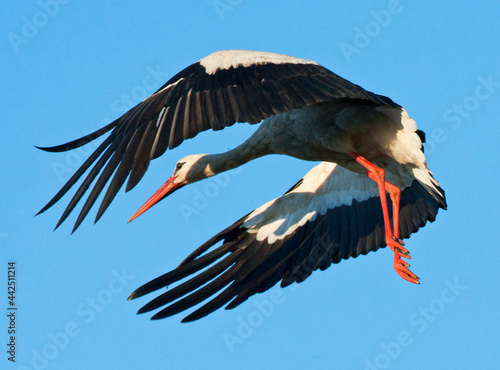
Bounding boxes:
[205,139,269,177]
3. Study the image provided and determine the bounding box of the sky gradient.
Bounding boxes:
[2,1,499,369]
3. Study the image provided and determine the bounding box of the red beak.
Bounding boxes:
[128,177,184,222]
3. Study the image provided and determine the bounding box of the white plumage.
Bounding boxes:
[199,49,319,74]
[244,162,381,244]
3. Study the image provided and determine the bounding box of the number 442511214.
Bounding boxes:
[8,261,15,306]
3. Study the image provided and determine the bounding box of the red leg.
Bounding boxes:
[348,151,420,284]
[382,182,400,236]
[383,181,420,284]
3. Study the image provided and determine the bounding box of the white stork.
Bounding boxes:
[38,50,446,322]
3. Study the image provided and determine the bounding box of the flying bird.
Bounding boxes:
[38,50,446,322]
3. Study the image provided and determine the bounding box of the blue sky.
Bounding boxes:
[1,1,499,369]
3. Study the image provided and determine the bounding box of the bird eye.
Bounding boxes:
[176,162,185,171]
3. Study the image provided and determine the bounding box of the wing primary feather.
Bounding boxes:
[35,119,118,152]
[126,90,165,129]
[193,91,205,132]
[137,250,242,314]
[128,239,243,300]
[53,136,120,230]
[126,120,158,192]
[151,106,174,159]
[162,77,188,111]
[37,133,117,216]
[181,286,238,323]
[150,267,240,320]
[168,97,187,149]
[182,89,194,140]
[202,89,219,131]
[95,123,149,222]
[71,128,135,232]
[177,218,247,268]
[227,255,289,308]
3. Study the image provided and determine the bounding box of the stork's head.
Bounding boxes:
[128,154,210,222]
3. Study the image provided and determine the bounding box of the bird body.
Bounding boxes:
[245,101,425,167]
[37,50,446,322]
[159,101,440,202]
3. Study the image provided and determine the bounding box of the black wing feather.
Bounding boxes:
[72,129,135,232]
[126,120,158,192]
[37,133,116,217]
[53,136,119,230]
[96,123,148,221]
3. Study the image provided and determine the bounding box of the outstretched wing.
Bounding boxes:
[128,162,444,323]
[37,50,399,232]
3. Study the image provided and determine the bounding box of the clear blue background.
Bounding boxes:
[1,1,499,369]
